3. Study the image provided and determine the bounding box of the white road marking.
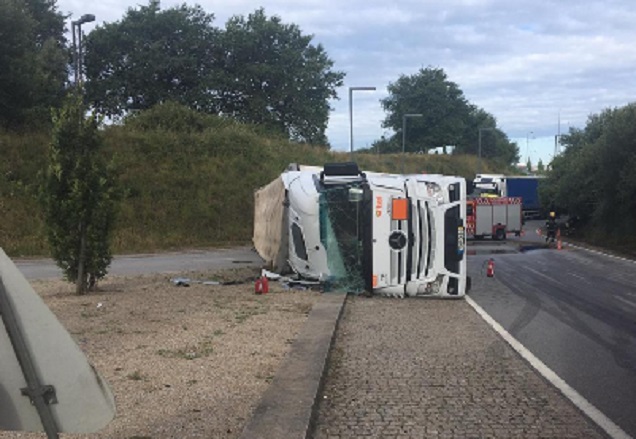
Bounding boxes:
[614,295,636,311]
[564,242,636,264]
[466,297,633,439]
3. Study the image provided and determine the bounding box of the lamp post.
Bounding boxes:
[477,127,494,175]
[401,113,423,174]
[349,86,376,161]
[526,130,534,163]
[72,13,96,86]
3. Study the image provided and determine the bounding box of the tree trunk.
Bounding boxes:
[76,222,87,295]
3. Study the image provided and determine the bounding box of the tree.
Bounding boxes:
[370,134,400,154]
[40,91,118,294]
[0,0,67,128]
[381,67,470,151]
[380,67,518,164]
[455,106,519,165]
[85,4,344,145]
[84,1,218,117]
[526,157,532,173]
[542,102,636,242]
[537,159,545,173]
[212,8,345,144]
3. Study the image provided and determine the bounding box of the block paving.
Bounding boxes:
[311,297,607,439]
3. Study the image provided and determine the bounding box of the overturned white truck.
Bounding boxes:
[253,162,470,297]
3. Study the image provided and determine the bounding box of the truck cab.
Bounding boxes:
[281,163,469,298]
[473,174,506,196]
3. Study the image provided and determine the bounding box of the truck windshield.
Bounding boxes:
[318,183,369,292]
[473,187,498,196]
[444,205,462,273]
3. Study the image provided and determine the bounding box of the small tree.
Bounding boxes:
[537,158,545,173]
[526,157,532,173]
[41,91,118,294]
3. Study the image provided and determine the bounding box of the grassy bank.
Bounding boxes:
[1,104,501,257]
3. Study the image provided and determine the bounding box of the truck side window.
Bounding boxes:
[449,183,460,202]
[291,222,308,261]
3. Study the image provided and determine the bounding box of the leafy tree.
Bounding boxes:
[84,0,218,117]
[0,0,67,128]
[212,8,345,145]
[537,159,545,173]
[370,134,400,154]
[542,102,636,243]
[526,157,532,173]
[380,67,518,164]
[454,107,519,165]
[40,91,118,294]
[381,67,470,150]
[85,4,344,145]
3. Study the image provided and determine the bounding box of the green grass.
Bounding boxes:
[1,104,507,257]
[156,338,215,360]
[127,370,146,381]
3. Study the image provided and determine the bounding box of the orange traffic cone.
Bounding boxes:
[486,258,495,277]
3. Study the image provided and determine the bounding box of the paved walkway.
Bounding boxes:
[311,297,607,439]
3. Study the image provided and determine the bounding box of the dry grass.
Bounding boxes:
[0,267,320,439]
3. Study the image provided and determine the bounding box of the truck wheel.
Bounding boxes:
[495,228,506,241]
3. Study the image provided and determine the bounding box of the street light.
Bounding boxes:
[72,13,96,86]
[477,127,494,175]
[401,113,423,174]
[349,86,376,160]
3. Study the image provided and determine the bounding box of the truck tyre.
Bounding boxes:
[495,228,506,241]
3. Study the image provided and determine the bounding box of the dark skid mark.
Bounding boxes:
[518,244,549,253]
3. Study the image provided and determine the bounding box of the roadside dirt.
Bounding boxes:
[1,267,320,439]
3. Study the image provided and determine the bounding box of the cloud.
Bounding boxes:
[58,0,636,163]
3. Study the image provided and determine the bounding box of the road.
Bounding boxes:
[14,247,264,280]
[468,232,636,438]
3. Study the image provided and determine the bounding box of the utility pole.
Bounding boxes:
[71,14,96,87]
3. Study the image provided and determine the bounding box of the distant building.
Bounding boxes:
[515,162,546,174]
[515,163,533,173]
[426,145,456,155]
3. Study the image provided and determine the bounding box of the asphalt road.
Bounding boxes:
[14,247,264,280]
[468,237,636,438]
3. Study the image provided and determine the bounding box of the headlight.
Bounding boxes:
[425,182,444,203]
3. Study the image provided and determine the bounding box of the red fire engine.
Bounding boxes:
[466,196,523,240]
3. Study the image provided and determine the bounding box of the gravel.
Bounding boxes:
[1,267,320,439]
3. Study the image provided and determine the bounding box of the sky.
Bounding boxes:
[59,0,636,167]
